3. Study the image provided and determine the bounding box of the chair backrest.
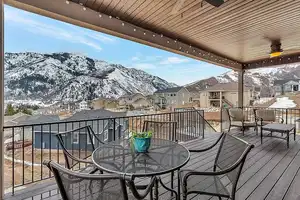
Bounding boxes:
[142,120,177,141]
[228,108,245,121]
[55,126,95,169]
[43,160,129,200]
[255,109,276,122]
[214,133,254,195]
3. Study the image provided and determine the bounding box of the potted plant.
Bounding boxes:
[130,131,153,153]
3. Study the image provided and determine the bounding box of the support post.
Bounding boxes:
[0,0,4,198]
[238,70,244,108]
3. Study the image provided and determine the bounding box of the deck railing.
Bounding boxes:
[3,110,209,195]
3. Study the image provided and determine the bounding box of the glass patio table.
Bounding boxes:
[92,138,190,199]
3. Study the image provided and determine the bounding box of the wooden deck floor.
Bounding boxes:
[5,129,300,200]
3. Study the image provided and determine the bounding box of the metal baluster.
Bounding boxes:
[22,126,25,185]
[12,127,15,194]
[31,125,34,183]
[40,124,43,180]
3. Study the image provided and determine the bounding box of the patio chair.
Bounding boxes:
[55,126,100,173]
[254,109,284,127]
[43,160,133,200]
[180,132,254,200]
[142,120,177,141]
[141,121,178,196]
[226,108,257,135]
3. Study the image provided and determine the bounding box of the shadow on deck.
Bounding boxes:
[5,129,300,200]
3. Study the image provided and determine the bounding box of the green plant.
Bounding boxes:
[131,131,153,138]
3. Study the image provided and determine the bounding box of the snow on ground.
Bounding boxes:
[269,97,296,108]
[254,97,274,105]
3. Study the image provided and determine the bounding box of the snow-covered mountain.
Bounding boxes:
[4,52,176,102]
[186,64,300,97]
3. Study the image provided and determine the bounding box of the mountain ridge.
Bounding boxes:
[4,52,177,102]
[186,64,300,97]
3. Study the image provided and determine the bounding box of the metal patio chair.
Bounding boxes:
[55,126,100,173]
[226,108,257,135]
[43,160,134,200]
[254,108,284,127]
[143,120,177,141]
[180,132,254,200]
[56,125,123,174]
[142,120,178,196]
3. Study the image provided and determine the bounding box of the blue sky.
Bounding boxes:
[4,5,229,86]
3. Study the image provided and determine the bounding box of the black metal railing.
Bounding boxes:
[221,106,300,132]
[4,110,209,195]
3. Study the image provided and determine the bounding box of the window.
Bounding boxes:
[104,131,108,141]
[87,134,94,144]
[73,132,79,144]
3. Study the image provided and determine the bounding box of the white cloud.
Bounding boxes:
[4,7,115,51]
[160,56,189,65]
[131,56,140,61]
[132,63,156,70]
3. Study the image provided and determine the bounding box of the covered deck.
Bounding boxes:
[2,0,300,199]
[5,130,300,200]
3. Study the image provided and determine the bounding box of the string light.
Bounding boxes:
[121,22,125,26]
[167,40,170,43]
[143,32,146,35]
[99,14,102,18]
[133,28,136,31]
[109,16,112,19]
[174,40,177,43]
[83,7,86,10]
[153,34,156,37]
[66,0,70,4]
[161,34,163,37]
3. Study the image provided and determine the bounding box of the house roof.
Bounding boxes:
[154,87,184,94]
[204,82,252,92]
[64,109,126,121]
[274,79,300,86]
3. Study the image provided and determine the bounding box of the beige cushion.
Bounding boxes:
[256,110,276,122]
[229,109,244,121]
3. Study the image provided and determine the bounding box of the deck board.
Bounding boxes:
[5,129,300,200]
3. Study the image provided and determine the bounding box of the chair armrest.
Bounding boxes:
[188,132,225,153]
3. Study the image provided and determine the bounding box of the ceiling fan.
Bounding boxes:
[266,38,300,58]
[171,0,225,15]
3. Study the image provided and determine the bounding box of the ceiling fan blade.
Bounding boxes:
[170,0,186,15]
[204,0,225,7]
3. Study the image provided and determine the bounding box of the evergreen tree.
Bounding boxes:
[5,104,16,116]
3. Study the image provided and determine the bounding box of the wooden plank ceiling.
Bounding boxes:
[5,0,300,70]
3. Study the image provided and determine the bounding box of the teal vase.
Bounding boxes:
[134,137,151,153]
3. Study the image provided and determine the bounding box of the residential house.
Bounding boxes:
[153,87,192,109]
[273,79,300,96]
[199,82,255,108]
[91,97,118,109]
[4,113,60,142]
[33,109,127,150]
[118,93,151,109]
[79,100,89,110]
